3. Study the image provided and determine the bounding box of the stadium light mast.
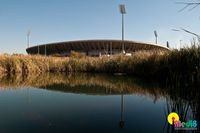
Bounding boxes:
[45,44,47,56]
[119,5,126,128]
[119,4,126,54]
[38,45,40,55]
[27,30,31,48]
[154,30,158,44]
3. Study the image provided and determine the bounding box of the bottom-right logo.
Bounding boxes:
[168,112,198,130]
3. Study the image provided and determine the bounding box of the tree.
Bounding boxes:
[173,1,200,42]
[177,1,200,12]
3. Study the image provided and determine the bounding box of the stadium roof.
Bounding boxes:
[26,39,169,56]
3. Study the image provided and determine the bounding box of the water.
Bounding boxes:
[0,73,199,133]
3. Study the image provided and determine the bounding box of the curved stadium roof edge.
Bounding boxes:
[26,39,169,56]
[28,39,168,50]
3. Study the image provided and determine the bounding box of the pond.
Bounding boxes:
[0,73,199,133]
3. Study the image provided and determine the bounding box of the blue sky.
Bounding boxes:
[0,0,200,54]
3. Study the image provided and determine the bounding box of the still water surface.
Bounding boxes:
[0,73,198,133]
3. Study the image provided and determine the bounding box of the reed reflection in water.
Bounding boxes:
[0,73,199,133]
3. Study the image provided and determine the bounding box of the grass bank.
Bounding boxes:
[0,51,164,74]
[0,46,200,84]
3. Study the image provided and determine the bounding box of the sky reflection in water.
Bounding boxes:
[0,73,198,133]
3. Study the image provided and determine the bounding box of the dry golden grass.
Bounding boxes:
[0,46,199,85]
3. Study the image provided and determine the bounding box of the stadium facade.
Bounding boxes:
[26,40,169,56]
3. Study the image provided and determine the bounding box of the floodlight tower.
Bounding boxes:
[154,30,158,44]
[45,44,47,56]
[119,4,126,54]
[118,4,126,126]
[27,30,31,48]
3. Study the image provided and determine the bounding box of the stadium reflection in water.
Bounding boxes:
[0,73,199,133]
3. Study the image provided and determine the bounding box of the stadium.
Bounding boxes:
[26,40,169,56]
